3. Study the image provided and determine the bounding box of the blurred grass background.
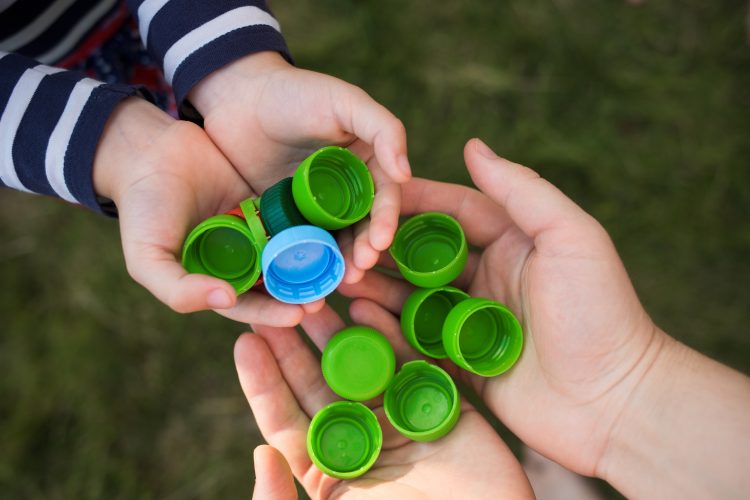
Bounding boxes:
[1,0,749,498]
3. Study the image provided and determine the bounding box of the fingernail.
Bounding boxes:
[474,138,498,159]
[207,288,233,309]
[397,154,412,179]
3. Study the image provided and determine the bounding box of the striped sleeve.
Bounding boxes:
[0,50,143,212]
[126,0,292,104]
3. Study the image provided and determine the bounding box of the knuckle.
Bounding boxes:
[391,117,406,136]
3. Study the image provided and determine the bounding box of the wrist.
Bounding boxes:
[596,331,750,497]
[596,328,674,477]
[92,97,174,202]
[187,51,289,114]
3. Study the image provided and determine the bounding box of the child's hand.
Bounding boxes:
[188,51,410,282]
[336,138,662,477]
[234,305,533,499]
[93,97,312,326]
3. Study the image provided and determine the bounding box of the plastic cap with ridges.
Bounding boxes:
[384,360,460,441]
[261,225,345,304]
[401,286,470,358]
[390,212,468,288]
[292,146,374,230]
[181,214,264,294]
[259,177,309,237]
[307,401,382,479]
[442,298,524,377]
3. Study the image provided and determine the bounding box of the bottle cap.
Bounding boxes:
[322,326,396,401]
[292,146,374,230]
[261,225,345,304]
[181,214,265,294]
[239,197,270,245]
[307,401,382,479]
[383,360,460,442]
[389,212,468,288]
[258,177,309,237]
[442,298,524,377]
[401,286,470,358]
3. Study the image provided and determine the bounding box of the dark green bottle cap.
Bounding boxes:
[442,298,524,377]
[292,146,374,230]
[307,401,382,479]
[258,177,309,237]
[322,326,396,401]
[389,212,468,288]
[401,286,470,358]
[384,360,460,442]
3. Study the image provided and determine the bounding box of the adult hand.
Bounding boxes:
[189,51,411,283]
[93,97,313,326]
[235,305,533,499]
[337,138,662,477]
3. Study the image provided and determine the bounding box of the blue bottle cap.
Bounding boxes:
[261,225,345,304]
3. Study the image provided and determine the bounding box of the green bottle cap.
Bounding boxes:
[258,177,309,237]
[239,197,270,245]
[181,213,266,294]
[322,326,396,401]
[307,401,382,479]
[389,212,468,288]
[442,298,524,377]
[292,146,374,230]
[401,286,470,358]
[384,360,460,442]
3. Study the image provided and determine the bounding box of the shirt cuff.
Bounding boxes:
[127,1,293,105]
[0,52,151,215]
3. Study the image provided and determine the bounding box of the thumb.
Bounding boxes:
[252,445,297,500]
[464,138,602,247]
[121,238,238,314]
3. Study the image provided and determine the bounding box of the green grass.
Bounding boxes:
[1,0,749,498]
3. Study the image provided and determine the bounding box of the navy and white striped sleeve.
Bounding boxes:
[126,0,292,105]
[0,51,143,212]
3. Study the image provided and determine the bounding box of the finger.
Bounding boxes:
[349,299,420,364]
[336,271,413,315]
[365,159,401,252]
[343,148,399,270]
[234,333,312,479]
[302,299,325,315]
[465,138,604,251]
[252,324,337,417]
[215,291,305,326]
[337,227,365,284]
[299,305,347,352]
[352,220,379,271]
[123,241,238,313]
[399,177,516,248]
[252,445,297,500]
[333,83,411,183]
[346,264,366,285]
